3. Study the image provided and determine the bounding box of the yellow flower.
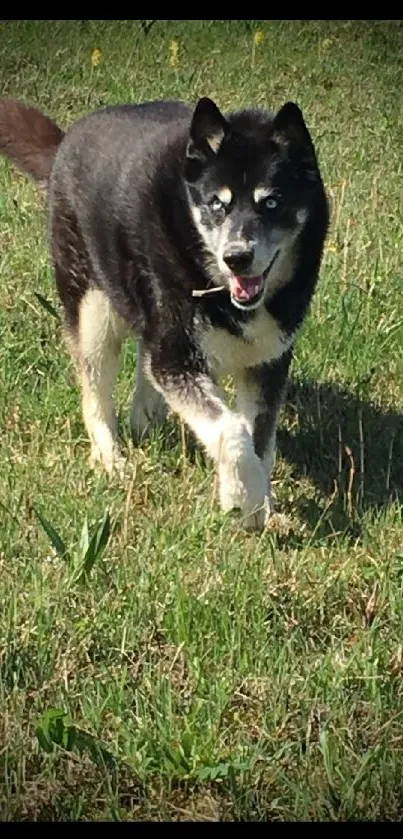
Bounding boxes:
[327,240,338,254]
[169,39,180,68]
[254,30,265,47]
[91,48,103,68]
[321,37,334,51]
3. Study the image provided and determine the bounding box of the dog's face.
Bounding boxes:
[184,97,321,310]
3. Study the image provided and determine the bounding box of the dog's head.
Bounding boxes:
[184,97,321,311]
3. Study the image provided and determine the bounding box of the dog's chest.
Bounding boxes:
[201,309,292,378]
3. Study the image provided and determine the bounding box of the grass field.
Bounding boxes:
[1,19,403,821]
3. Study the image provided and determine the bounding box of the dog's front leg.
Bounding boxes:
[144,348,269,530]
[235,350,293,520]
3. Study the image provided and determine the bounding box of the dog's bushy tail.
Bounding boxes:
[0,98,64,188]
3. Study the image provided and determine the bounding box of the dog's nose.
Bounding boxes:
[223,246,254,274]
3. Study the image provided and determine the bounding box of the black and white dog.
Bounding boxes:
[0,96,329,529]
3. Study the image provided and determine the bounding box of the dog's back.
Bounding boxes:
[48,100,204,334]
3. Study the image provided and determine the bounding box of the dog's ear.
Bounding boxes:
[272,102,312,147]
[189,97,229,155]
[271,102,318,179]
[184,98,229,182]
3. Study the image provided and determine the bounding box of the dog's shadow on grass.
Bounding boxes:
[276,378,403,541]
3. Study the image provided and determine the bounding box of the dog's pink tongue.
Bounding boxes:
[231,275,264,301]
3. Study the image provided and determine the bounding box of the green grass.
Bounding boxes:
[1,19,403,821]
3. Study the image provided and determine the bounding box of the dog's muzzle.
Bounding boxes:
[228,249,280,309]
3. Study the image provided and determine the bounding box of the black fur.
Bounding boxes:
[252,350,294,461]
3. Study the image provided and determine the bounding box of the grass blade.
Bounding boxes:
[79,516,90,560]
[33,292,61,321]
[33,507,69,560]
[75,512,111,582]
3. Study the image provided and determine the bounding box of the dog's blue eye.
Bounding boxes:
[210,196,224,212]
[265,196,278,210]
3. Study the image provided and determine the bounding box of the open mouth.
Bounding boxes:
[229,250,280,310]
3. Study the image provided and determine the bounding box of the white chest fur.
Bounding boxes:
[202,308,294,378]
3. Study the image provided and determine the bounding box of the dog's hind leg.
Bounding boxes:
[63,285,127,474]
[51,199,128,473]
[77,288,127,473]
[130,339,167,442]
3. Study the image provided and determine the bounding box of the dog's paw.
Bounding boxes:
[218,449,269,532]
[130,395,167,443]
[89,444,127,478]
[245,491,272,532]
[130,410,154,444]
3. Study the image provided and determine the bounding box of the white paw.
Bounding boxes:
[89,444,126,477]
[218,444,269,532]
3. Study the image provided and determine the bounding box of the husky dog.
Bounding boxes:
[0,96,328,529]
